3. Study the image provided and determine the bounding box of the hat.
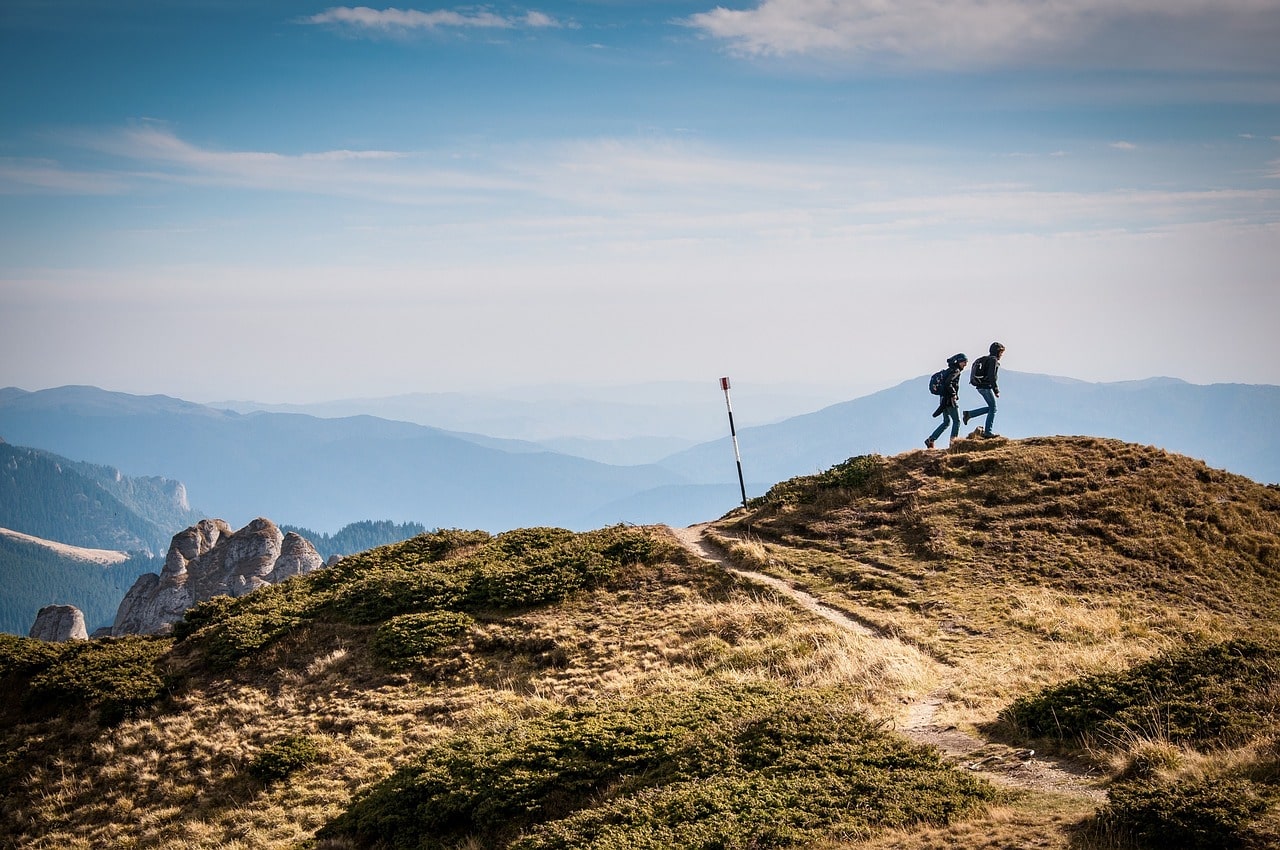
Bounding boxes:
[949,353,967,365]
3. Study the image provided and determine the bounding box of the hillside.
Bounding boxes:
[0,530,162,636]
[2,437,1279,849]
[0,439,203,555]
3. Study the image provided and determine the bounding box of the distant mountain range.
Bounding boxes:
[0,385,691,533]
[1,376,1277,539]
[655,373,1280,492]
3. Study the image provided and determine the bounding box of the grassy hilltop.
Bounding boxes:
[2,435,1279,849]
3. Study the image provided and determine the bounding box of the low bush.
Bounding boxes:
[1096,776,1268,850]
[1001,638,1280,750]
[757,455,885,507]
[371,611,474,669]
[23,635,172,724]
[248,733,324,783]
[321,681,999,849]
[329,570,467,625]
[172,595,238,641]
[192,579,315,670]
[0,633,68,678]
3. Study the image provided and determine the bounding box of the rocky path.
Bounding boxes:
[668,523,1106,802]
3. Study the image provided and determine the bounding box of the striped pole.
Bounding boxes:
[720,377,749,510]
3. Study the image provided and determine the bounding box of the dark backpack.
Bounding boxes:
[928,369,947,395]
[969,356,990,387]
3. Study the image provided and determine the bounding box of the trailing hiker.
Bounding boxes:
[963,342,1005,438]
[925,353,967,449]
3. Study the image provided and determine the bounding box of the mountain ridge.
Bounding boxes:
[2,375,1277,541]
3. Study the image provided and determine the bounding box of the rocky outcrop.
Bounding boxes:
[112,518,324,636]
[29,604,88,641]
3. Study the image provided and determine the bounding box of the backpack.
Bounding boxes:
[969,356,990,387]
[928,369,947,395]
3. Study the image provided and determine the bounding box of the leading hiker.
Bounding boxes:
[963,342,1005,438]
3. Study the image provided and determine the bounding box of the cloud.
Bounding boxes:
[39,126,1280,246]
[304,5,562,33]
[78,124,522,202]
[681,0,1280,71]
[1110,141,1139,150]
[0,157,129,195]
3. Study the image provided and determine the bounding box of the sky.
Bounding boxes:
[2,0,1278,404]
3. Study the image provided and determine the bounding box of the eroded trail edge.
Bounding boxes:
[668,523,1106,803]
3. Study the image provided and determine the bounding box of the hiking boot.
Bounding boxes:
[983,432,998,439]
[925,438,935,449]
[962,411,971,425]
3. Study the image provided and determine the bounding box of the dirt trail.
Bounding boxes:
[668,523,1106,802]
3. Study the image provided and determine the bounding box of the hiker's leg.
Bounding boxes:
[978,387,997,435]
[947,407,960,439]
[929,420,948,443]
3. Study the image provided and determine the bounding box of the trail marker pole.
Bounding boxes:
[720,376,749,510]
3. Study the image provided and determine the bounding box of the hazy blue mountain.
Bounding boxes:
[656,373,1280,492]
[0,440,203,555]
[534,435,699,466]
[207,380,862,443]
[0,386,689,533]
[3,376,1275,539]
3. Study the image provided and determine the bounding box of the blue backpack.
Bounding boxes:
[928,369,947,395]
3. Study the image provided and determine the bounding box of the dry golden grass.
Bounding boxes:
[711,436,1280,727]
[7,437,1280,850]
[3,547,953,849]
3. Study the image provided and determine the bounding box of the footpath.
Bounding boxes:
[669,523,1106,803]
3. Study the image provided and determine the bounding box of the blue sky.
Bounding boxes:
[2,0,1278,403]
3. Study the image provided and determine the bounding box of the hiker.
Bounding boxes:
[963,342,1005,437]
[926,353,967,449]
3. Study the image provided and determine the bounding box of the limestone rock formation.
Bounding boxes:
[29,604,88,641]
[112,517,324,636]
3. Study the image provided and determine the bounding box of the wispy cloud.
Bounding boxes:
[46,125,1279,242]
[1111,141,1139,151]
[304,6,562,34]
[76,123,522,202]
[681,0,1280,71]
[0,157,129,195]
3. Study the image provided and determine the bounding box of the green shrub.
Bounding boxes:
[758,455,885,507]
[0,633,69,678]
[1001,638,1280,750]
[371,611,474,669]
[321,682,998,849]
[1097,776,1267,850]
[329,570,467,625]
[24,636,172,724]
[464,527,613,609]
[193,579,316,670]
[248,733,324,783]
[172,595,238,641]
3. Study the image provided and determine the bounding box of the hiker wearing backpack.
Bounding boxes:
[925,353,967,449]
[963,342,1005,437]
